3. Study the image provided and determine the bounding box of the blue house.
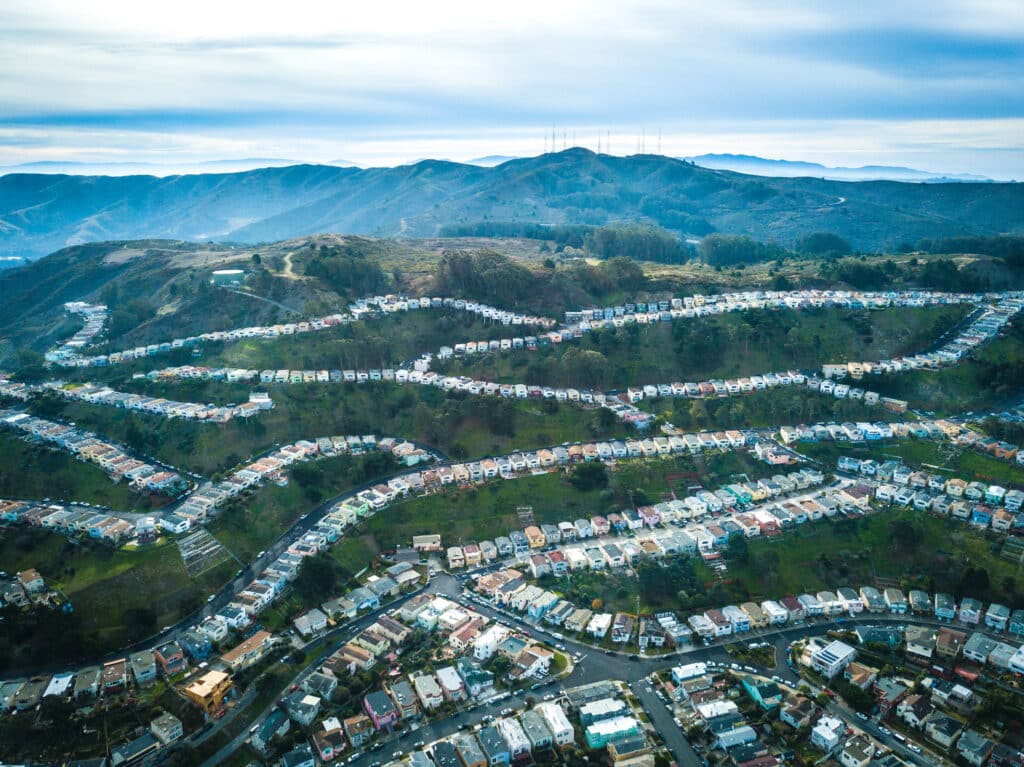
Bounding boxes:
[478,725,511,766]
[1009,609,1024,638]
[349,587,380,611]
[934,593,957,621]
[741,677,783,710]
[177,629,212,662]
[970,507,993,528]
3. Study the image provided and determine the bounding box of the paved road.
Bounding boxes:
[179,568,978,767]
[632,680,703,767]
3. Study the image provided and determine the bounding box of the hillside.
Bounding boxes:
[2,149,1023,259]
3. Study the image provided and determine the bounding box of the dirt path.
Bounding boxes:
[281,250,302,279]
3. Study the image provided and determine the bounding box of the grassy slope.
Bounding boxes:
[0,528,233,647]
[438,305,969,388]
[799,439,1024,488]
[43,383,630,476]
[361,453,777,550]
[0,433,139,509]
[721,510,1022,607]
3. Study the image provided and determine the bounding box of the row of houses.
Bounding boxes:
[0,567,56,610]
[0,623,272,715]
[957,427,1024,468]
[482,562,1024,660]
[445,467,827,576]
[822,295,1024,382]
[49,293,554,369]
[49,381,272,422]
[396,704,575,767]
[566,289,995,327]
[174,434,430,526]
[862,461,1024,533]
[0,412,187,495]
[675,663,780,756]
[0,498,138,546]
[44,301,108,364]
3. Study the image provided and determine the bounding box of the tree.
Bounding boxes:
[293,554,338,605]
[700,234,787,266]
[796,232,851,257]
[569,462,608,492]
[122,607,157,640]
[889,519,921,554]
[723,534,749,564]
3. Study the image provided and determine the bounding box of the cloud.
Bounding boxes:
[0,0,1021,175]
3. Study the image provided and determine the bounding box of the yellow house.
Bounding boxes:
[184,670,233,714]
[524,526,546,549]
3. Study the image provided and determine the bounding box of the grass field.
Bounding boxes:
[720,509,1023,608]
[0,527,234,652]
[82,308,527,379]
[361,452,778,550]
[799,439,1024,488]
[0,433,141,509]
[208,453,397,562]
[43,382,630,475]
[438,305,969,389]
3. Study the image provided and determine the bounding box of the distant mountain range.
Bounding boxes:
[0,157,358,176]
[685,153,992,182]
[0,148,1021,260]
[467,155,521,167]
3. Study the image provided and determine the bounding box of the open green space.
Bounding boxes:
[0,528,234,669]
[530,506,1024,624]
[36,382,629,475]
[208,452,397,562]
[719,510,1024,609]
[642,387,889,432]
[869,313,1024,415]
[361,452,774,550]
[79,307,526,381]
[0,432,141,509]
[799,439,1024,488]
[437,305,969,389]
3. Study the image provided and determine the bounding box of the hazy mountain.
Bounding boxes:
[467,155,521,167]
[686,153,992,182]
[1,149,1022,260]
[0,157,303,177]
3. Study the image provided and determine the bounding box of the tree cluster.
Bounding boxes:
[584,225,692,264]
[304,241,389,298]
[699,234,788,267]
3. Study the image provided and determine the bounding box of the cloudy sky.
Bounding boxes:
[2,0,1023,177]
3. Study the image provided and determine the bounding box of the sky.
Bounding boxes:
[1,0,1023,178]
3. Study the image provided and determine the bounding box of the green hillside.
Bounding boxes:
[3,149,1024,260]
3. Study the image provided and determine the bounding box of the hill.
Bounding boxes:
[686,153,992,182]
[1,149,1023,259]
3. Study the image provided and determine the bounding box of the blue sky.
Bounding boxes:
[1,0,1022,177]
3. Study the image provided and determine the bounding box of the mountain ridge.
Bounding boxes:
[686,153,992,182]
[1,148,1022,260]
